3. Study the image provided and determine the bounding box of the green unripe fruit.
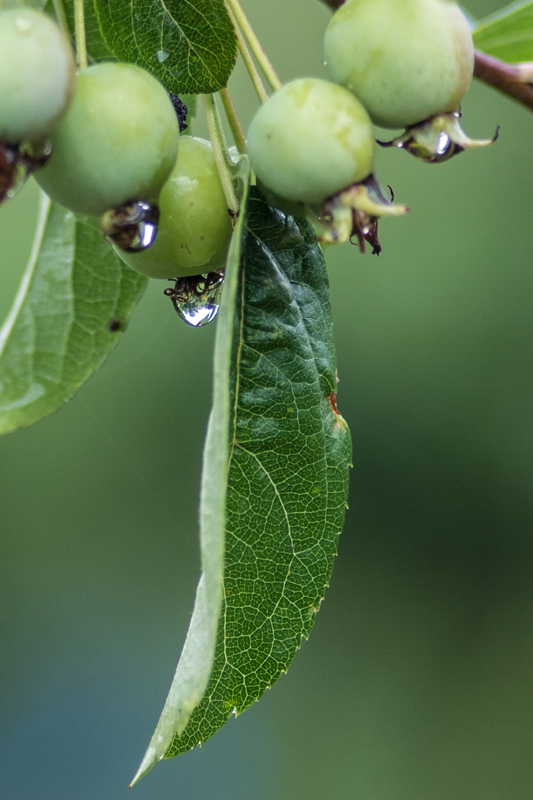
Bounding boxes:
[0,9,75,143]
[35,63,179,216]
[324,0,474,129]
[247,78,374,205]
[116,137,232,279]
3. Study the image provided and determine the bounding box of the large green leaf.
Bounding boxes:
[473,1,533,62]
[0,193,147,436]
[93,0,237,95]
[134,189,351,781]
[132,161,251,785]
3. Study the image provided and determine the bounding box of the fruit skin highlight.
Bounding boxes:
[324,0,474,129]
[116,137,233,279]
[247,77,374,205]
[35,63,180,217]
[0,8,75,144]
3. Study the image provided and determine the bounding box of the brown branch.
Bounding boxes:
[474,51,533,112]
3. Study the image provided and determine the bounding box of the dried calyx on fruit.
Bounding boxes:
[0,8,75,203]
[325,0,496,162]
[247,77,407,250]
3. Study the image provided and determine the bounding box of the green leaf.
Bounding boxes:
[473,1,533,63]
[134,188,351,781]
[131,159,251,785]
[93,0,237,95]
[24,0,115,62]
[0,193,147,436]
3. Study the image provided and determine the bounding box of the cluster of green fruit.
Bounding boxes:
[0,0,495,308]
[248,0,495,250]
[0,7,232,296]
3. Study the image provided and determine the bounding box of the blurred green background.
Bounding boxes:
[2,0,533,797]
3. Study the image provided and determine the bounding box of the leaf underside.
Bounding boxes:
[94,0,237,95]
[0,195,147,436]
[473,1,533,62]
[164,190,351,759]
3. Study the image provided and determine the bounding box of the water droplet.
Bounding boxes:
[164,272,224,327]
[14,14,33,35]
[100,201,159,252]
[156,50,169,63]
[436,131,451,156]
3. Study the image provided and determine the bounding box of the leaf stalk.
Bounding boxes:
[224,2,268,103]
[202,94,239,215]
[74,0,88,69]
[52,0,69,36]
[219,88,247,153]
[225,0,282,91]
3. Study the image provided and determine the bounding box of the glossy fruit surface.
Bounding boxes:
[325,0,474,129]
[116,136,232,279]
[35,63,179,216]
[0,9,75,143]
[247,78,374,204]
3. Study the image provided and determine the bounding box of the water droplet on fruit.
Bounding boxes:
[14,14,33,35]
[164,272,224,327]
[156,50,169,63]
[100,201,160,252]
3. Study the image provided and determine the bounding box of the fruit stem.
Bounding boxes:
[225,0,282,92]
[219,88,247,153]
[202,94,239,215]
[52,0,69,35]
[225,3,268,103]
[74,0,88,70]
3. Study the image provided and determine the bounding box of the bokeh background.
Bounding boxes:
[2,0,533,797]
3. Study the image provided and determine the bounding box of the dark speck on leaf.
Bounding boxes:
[108,319,122,332]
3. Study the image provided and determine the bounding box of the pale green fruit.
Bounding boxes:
[324,0,474,129]
[35,63,179,216]
[0,9,75,143]
[116,136,232,279]
[247,78,374,205]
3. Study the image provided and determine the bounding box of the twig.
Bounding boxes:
[474,51,533,113]
[219,88,247,153]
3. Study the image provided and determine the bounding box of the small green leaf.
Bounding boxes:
[93,0,237,95]
[134,188,351,781]
[473,1,533,62]
[0,194,147,436]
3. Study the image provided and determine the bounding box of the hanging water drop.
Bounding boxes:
[164,272,224,327]
[100,201,160,252]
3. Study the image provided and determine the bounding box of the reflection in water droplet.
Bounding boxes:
[156,50,169,62]
[164,272,224,328]
[99,201,159,252]
[436,131,451,155]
